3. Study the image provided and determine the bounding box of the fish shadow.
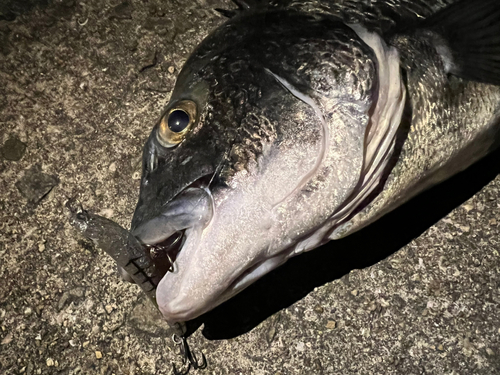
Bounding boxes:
[190,147,500,340]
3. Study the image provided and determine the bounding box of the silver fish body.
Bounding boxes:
[94,0,500,325]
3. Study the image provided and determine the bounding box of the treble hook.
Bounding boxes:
[172,334,207,375]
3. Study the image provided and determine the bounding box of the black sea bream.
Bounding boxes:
[70,0,500,330]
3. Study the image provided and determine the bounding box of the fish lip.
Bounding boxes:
[132,172,216,245]
[132,173,216,286]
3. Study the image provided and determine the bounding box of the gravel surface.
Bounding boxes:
[1,1,499,374]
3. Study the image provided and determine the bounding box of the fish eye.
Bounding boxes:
[168,110,190,132]
[157,100,197,148]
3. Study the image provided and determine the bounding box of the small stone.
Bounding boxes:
[1,333,12,345]
[462,203,474,212]
[351,289,358,296]
[108,162,116,172]
[139,50,157,72]
[266,326,276,344]
[168,66,175,74]
[486,348,494,356]
[26,362,34,375]
[99,208,114,218]
[69,287,85,298]
[489,218,497,226]
[326,320,336,329]
[1,136,27,161]
[58,292,71,311]
[24,307,32,316]
[105,305,113,314]
[82,341,90,348]
[95,351,103,359]
[46,358,54,367]
[15,164,59,205]
[459,225,470,233]
[314,306,324,314]
[38,243,45,252]
[109,1,133,19]
[438,344,444,351]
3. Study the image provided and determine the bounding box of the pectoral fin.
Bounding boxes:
[424,0,500,85]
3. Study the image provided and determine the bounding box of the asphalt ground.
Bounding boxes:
[0,1,499,374]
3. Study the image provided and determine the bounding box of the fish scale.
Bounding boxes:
[344,33,500,236]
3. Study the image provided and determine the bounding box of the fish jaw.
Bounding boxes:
[155,187,277,323]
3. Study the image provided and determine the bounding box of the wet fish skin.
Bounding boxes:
[133,10,387,322]
[342,24,500,236]
[106,0,500,324]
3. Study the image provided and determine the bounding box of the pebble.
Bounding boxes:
[168,66,175,74]
[314,306,324,314]
[105,305,114,314]
[46,358,54,367]
[486,348,494,356]
[326,320,336,329]
[351,289,359,296]
[24,307,32,316]
[296,342,305,352]
[15,164,59,205]
[438,344,444,351]
[1,135,26,161]
[38,243,45,253]
[1,333,13,345]
[266,326,277,344]
[58,292,71,310]
[99,208,114,218]
[462,203,474,212]
[82,341,90,348]
[95,351,103,359]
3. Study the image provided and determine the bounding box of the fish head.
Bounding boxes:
[131,11,404,324]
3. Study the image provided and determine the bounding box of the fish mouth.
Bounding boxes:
[132,174,215,281]
[144,231,185,276]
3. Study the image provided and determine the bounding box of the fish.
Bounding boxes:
[70,0,500,331]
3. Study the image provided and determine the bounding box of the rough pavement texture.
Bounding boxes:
[0,0,499,374]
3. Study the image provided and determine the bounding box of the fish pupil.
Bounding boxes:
[167,110,190,132]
